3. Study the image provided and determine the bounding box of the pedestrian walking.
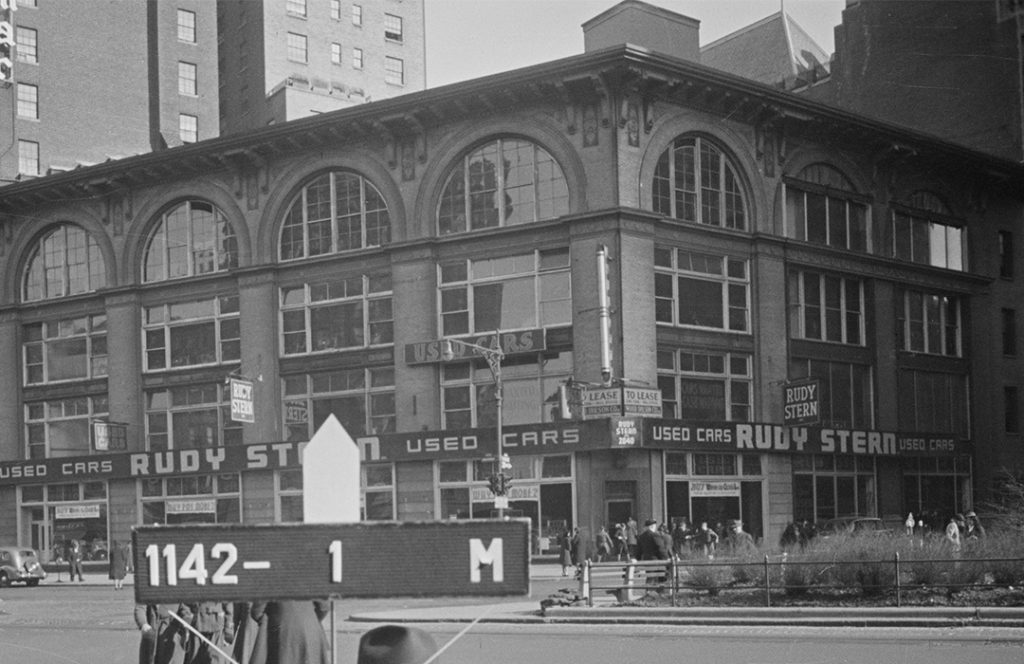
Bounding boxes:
[625,516,639,559]
[945,514,963,553]
[68,539,84,582]
[694,521,719,558]
[109,538,128,590]
[595,525,614,562]
[558,529,573,576]
[726,519,757,556]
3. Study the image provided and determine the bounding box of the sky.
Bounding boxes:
[424,0,847,87]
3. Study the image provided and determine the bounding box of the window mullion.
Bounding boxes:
[329,173,338,254]
[359,177,367,248]
[496,140,507,226]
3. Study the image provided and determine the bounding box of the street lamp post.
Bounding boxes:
[441,335,508,518]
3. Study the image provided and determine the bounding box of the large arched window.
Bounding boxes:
[653,136,747,230]
[784,163,869,252]
[437,137,568,235]
[22,224,107,301]
[279,171,390,261]
[143,200,238,282]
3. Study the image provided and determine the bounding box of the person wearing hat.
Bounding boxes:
[636,519,671,586]
[726,519,756,556]
[357,625,438,664]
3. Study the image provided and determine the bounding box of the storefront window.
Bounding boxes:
[792,454,877,523]
[19,481,108,563]
[663,452,763,541]
[140,473,240,525]
[279,469,304,522]
[362,463,394,520]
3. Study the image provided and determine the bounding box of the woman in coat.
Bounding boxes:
[109,539,127,590]
[558,530,573,576]
[135,603,190,664]
[248,600,330,664]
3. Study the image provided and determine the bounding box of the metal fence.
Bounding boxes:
[578,554,1024,608]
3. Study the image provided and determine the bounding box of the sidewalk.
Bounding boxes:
[34,564,1024,628]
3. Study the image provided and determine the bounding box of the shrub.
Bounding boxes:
[685,562,732,595]
[971,533,1024,585]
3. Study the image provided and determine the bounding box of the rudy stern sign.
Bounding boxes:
[783,379,820,426]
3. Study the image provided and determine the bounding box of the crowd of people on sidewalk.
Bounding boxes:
[557,515,761,576]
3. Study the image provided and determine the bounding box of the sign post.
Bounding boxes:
[132,520,530,604]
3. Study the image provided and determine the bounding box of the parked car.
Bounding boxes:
[0,546,47,587]
[818,517,892,539]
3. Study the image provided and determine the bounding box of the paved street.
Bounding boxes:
[2,565,1024,663]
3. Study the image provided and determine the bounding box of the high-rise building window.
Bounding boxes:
[177,9,196,43]
[330,0,341,20]
[892,191,965,271]
[279,170,391,260]
[287,32,308,63]
[331,43,342,64]
[1007,386,1020,434]
[22,224,107,302]
[788,270,864,345]
[286,0,307,17]
[16,26,38,63]
[999,230,1014,279]
[784,163,869,252]
[655,246,750,333]
[178,61,197,96]
[352,3,362,26]
[17,82,38,119]
[179,114,198,143]
[437,137,568,234]
[653,136,748,231]
[384,13,403,41]
[352,47,363,69]
[384,56,403,85]
[896,288,962,357]
[18,139,39,176]
[1003,308,1018,356]
[143,200,238,282]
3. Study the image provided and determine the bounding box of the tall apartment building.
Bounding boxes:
[0,0,219,183]
[216,0,425,135]
[0,0,1021,563]
[0,0,425,184]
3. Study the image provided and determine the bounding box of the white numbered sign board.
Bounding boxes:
[133,520,529,604]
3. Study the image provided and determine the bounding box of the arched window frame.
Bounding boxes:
[143,200,238,283]
[653,135,748,230]
[279,170,391,261]
[22,224,107,302]
[436,137,568,235]
[891,190,966,271]
[783,163,871,252]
